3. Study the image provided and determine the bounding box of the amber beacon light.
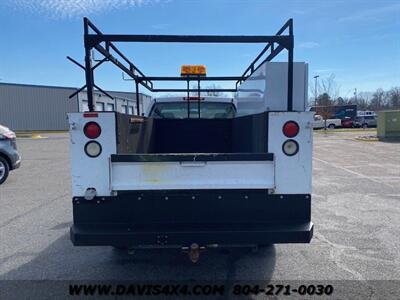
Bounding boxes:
[181,65,207,76]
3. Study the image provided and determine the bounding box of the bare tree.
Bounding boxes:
[369,88,386,111]
[205,84,224,96]
[388,87,400,109]
[319,74,340,101]
[191,83,225,97]
[309,73,341,105]
[315,93,333,130]
[310,83,400,112]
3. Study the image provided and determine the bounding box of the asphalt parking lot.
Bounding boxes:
[0,130,399,294]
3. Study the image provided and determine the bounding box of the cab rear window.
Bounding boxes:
[150,102,236,119]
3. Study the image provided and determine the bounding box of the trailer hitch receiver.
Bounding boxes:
[189,243,200,263]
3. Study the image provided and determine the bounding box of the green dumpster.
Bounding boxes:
[377,110,400,139]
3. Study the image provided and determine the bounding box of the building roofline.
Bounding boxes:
[0,81,78,91]
[0,82,150,97]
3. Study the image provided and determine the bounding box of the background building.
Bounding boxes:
[0,82,151,131]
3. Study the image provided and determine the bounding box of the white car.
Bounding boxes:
[313,114,341,129]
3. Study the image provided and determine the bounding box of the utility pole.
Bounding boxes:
[313,75,319,106]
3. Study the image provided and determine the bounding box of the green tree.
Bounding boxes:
[316,92,333,107]
[335,97,346,106]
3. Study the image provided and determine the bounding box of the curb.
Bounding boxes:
[16,134,48,139]
[354,135,379,142]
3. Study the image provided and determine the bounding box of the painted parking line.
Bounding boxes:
[313,157,396,189]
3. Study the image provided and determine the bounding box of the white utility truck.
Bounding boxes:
[67,18,313,262]
[312,114,342,129]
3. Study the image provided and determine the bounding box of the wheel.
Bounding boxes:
[328,124,335,129]
[0,156,10,185]
[0,156,10,184]
[362,123,368,129]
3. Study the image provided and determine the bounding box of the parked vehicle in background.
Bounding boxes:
[309,104,357,120]
[312,114,342,129]
[357,110,376,117]
[354,116,377,128]
[0,125,21,184]
[341,117,354,128]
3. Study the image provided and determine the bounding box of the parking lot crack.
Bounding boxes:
[0,193,69,228]
[0,252,37,269]
[315,232,365,280]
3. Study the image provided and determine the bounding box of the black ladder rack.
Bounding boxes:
[71,17,294,114]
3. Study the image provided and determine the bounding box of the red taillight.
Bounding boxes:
[84,122,101,139]
[282,121,299,138]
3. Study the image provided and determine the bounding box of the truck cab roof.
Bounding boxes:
[153,96,235,103]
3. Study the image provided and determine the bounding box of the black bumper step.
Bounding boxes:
[71,222,313,246]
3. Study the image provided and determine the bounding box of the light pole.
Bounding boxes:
[313,75,319,106]
[354,88,357,102]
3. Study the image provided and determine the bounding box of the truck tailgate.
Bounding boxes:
[110,153,274,190]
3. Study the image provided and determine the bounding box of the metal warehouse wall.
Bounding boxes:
[107,91,152,112]
[0,83,79,131]
[78,91,152,114]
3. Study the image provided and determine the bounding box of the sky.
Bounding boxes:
[0,0,399,98]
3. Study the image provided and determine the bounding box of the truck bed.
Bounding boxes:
[116,111,268,154]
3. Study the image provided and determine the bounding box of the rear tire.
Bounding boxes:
[362,123,368,129]
[0,156,10,185]
[251,244,272,253]
[328,124,335,129]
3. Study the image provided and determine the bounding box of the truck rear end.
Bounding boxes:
[68,18,313,258]
[69,108,313,247]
